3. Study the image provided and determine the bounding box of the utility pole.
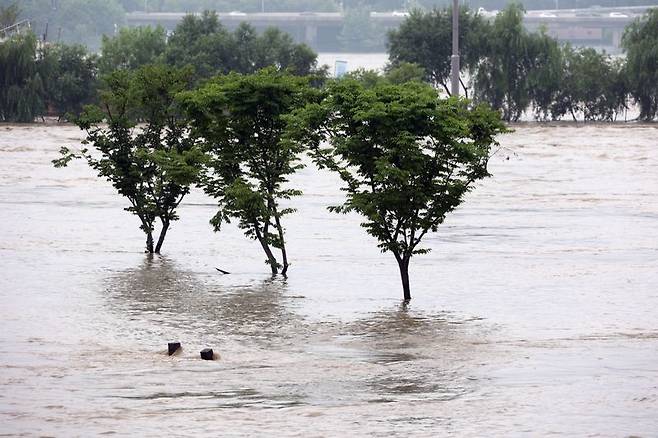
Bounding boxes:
[450,0,460,97]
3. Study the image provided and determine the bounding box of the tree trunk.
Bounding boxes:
[273,212,289,276]
[459,77,469,99]
[154,219,169,254]
[397,256,411,301]
[254,225,278,275]
[145,231,154,254]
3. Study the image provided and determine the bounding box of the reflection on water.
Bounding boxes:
[101,256,490,415]
[1,123,658,436]
[106,255,305,346]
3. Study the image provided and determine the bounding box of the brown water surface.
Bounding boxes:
[1,123,657,436]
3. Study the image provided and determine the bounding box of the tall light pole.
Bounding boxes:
[450,0,460,97]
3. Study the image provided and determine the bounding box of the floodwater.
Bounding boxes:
[1,121,657,436]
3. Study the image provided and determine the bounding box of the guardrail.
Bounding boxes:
[0,19,31,40]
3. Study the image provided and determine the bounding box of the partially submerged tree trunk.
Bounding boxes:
[395,254,411,301]
[154,218,170,254]
[145,231,154,254]
[254,224,279,275]
[138,213,154,253]
[272,207,289,276]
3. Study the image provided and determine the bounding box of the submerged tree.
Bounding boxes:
[287,78,507,300]
[0,32,46,122]
[473,3,534,121]
[54,64,203,253]
[180,69,317,275]
[622,8,658,121]
[527,29,563,121]
[387,7,490,97]
[550,46,627,121]
[40,43,99,120]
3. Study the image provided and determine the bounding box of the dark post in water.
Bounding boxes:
[168,342,181,356]
[200,348,214,360]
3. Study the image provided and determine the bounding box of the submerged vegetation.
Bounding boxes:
[287,79,507,299]
[54,65,204,254]
[0,0,654,296]
[3,3,657,122]
[180,69,318,274]
[389,4,658,121]
[49,63,504,299]
[1,8,322,122]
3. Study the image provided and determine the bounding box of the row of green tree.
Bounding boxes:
[54,66,507,300]
[388,4,658,121]
[3,5,656,122]
[5,0,655,52]
[0,11,323,122]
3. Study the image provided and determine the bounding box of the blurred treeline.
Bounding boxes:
[0,10,325,122]
[2,0,657,50]
[1,4,656,122]
[388,5,657,121]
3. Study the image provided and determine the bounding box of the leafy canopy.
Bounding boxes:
[622,8,658,120]
[54,64,203,253]
[0,32,45,122]
[40,43,99,120]
[165,11,320,83]
[99,25,167,75]
[388,7,490,97]
[287,78,507,298]
[180,68,318,274]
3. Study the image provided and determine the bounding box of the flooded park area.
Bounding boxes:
[1,121,657,436]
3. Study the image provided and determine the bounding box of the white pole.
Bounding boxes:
[450,0,460,97]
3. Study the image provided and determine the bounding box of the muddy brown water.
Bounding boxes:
[1,121,657,436]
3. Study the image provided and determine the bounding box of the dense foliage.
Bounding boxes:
[287,78,507,299]
[99,25,167,75]
[548,46,627,121]
[388,7,489,97]
[389,4,657,121]
[54,65,204,253]
[180,69,317,274]
[41,43,99,120]
[0,32,45,122]
[0,7,321,121]
[622,8,658,121]
[0,32,99,121]
[165,12,320,83]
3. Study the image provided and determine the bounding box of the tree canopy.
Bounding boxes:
[40,43,99,120]
[99,25,167,76]
[54,64,204,253]
[165,11,320,83]
[622,8,658,121]
[0,32,45,122]
[287,78,507,299]
[388,7,490,97]
[180,68,318,274]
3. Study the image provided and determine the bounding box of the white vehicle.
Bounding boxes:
[228,11,247,16]
[609,12,628,17]
[391,10,409,17]
[540,12,557,17]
